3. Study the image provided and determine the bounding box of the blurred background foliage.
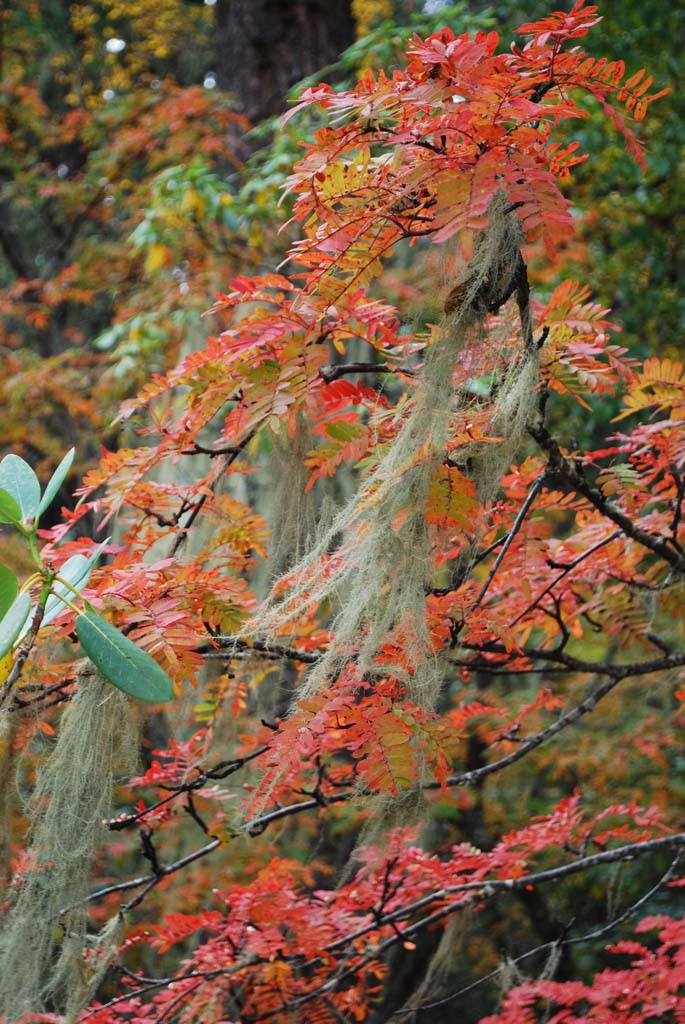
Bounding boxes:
[1,0,679,477]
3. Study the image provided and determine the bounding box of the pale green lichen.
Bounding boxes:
[265,414,321,585]
[0,711,16,887]
[0,671,137,1021]
[250,195,538,728]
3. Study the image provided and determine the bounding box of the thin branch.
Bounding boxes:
[244,835,685,1023]
[81,956,260,1020]
[154,979,204,1024]
[182,442,243,457]
[395,855,683,1016]
[458,643,685,680]
[200,634,321,664]
[244,789,356,835]
[107,744,270,832]
[509,530,621,628]
[428,534,507,597]
[0,582,52,709]
[319,362,416,383]
[170,436,254,556]
[371,834,685,934]
[78,838,221,908]
[669,469,685,549]
[529,421,684,570]
[470,472,546,610]
[210,624,685,682]
[433,673,627,791]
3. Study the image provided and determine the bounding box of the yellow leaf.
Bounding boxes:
[181,188,205,217]
[0,651,13,685]
[144,243,169,275]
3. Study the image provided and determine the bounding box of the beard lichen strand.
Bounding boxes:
[0,671,138,1022]
[62,911,127,1024]
[247,193,538,718]
[265,413,321,586]
[386,914,465,1020]
[0,711,16,887]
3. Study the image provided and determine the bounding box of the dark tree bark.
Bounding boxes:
[215,0,355,126]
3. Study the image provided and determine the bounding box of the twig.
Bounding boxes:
[395,854,683,1015]
[201,635,321,664]
[78,837,221,908]
[242,835,685,1023]
[509,530,621,627]
[470,472,546,610]
[529,421,684,570]
[319,361,415,383]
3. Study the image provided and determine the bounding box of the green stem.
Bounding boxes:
[49,575,85,614]
[27,531,43,570]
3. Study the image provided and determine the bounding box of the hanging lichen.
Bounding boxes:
[0,711,16,887]
[0,670,138,1021]
[385,915,463,1022]
[250,194,539,722]
[265,414,322,585]
[62,911,127,1024]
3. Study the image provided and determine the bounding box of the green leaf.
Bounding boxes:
[0,455,41,525]
[92,321,129,352]
[0,593,32,659]
[0,488,22,526]
[37,448,75,520]
[0,564,19,618]
[76,611,174,704]
[325,420,365,442]
[41,541,108,630]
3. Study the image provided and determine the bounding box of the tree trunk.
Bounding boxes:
[215,0,355,125]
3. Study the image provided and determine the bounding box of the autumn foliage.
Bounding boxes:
[1,3,684,1023]
[0,1,245,479]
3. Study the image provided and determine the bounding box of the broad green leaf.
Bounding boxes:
[0,455,41,525]
[76,611,173,704]
[37,448,75,520]
[0,564,18,618]
[40,541,108,630]
[0,488,22,526]
[0,593,31,659]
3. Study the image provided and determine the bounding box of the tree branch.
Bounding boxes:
[529,420,684,570]
[395,855,682,1016]
[319,362,416,383]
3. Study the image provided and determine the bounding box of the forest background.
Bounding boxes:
[0,1,684,1022]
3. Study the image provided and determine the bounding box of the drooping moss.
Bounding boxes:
[0,711,16,887]
[251,195,538,725]
[266,414,321,585]
[0,671,137,1021]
